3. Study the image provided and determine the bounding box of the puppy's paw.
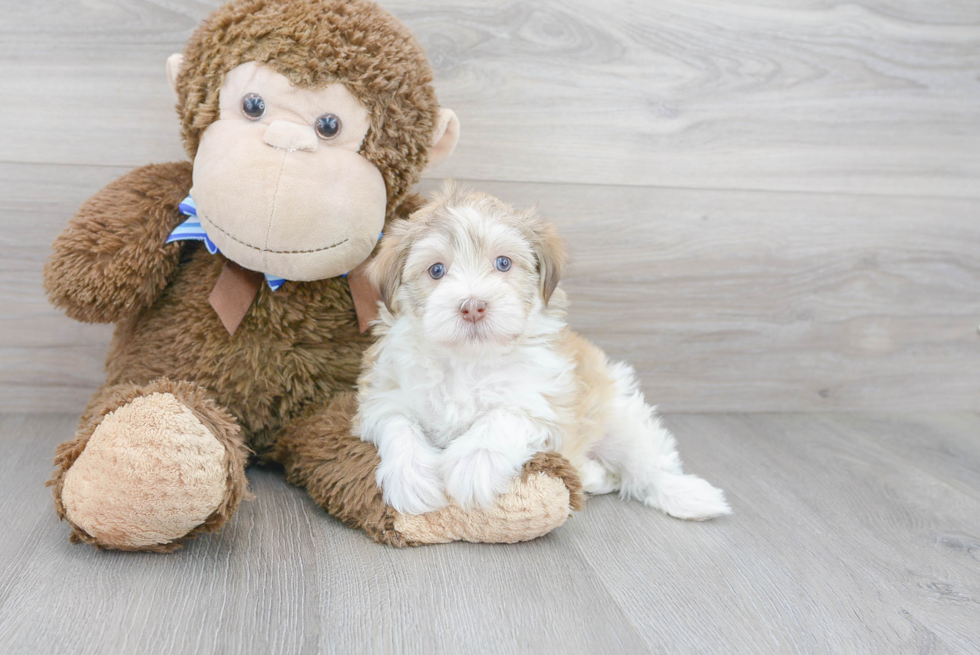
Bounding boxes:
[441,448,523,510]
[578,458,619,495]
[376,457,448,516]
[649,473,731,521]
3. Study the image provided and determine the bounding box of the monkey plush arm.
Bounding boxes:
[43,162,193,323]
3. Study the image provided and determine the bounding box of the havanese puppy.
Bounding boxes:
[353,181,731,520]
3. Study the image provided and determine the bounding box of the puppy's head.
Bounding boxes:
[369,180,567,349]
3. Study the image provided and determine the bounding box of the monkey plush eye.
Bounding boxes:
[241,93,266,120]
[315,113,342,139]
[428,263,446,280]
[494,256,512,272]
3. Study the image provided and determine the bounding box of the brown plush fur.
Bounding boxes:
[523,451,586,512]
[276,393,406,545]
[48,378,250,552]
[43,163,192,324]
[43,0,579,550]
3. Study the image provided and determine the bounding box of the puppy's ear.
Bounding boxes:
[524,210,567,305]
[368,220,413,313]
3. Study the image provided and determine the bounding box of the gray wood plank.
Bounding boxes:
[1,412,978,653]
[5,162,977,413]
[1,0,977,197]
[567,412,980,653]
[820,413,980,500]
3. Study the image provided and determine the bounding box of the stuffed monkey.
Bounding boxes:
[43,0,582,552]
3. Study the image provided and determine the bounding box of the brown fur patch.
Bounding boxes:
[522,212,567,305]
[367,218,415,313]
[522,451,585,512]
[553,329,620,469]
[48,378,250,552]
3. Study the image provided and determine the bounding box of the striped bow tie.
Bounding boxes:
[166,196,287,291]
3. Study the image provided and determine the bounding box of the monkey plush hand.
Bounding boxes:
[42,0,581,552]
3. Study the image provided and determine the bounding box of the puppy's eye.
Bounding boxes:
[494,256,512,272]
[241,93,266,120]
[428,263,446,280]
[315,113,342,139]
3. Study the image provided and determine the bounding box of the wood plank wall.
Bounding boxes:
[1,0,978,413]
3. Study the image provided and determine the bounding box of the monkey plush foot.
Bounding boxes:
[276,394,584,546]
[393,452,585,544]
[50,379,249,552]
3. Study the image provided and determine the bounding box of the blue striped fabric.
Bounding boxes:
[167,195,286,291]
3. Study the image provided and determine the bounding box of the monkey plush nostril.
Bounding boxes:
[460,299,488,324]
[262,119,319,152]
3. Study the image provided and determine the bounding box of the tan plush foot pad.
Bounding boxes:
[61,393,229,550]
[393,451,585,545]
[393,471,573,544]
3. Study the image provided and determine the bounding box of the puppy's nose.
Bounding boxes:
[263,120,319,152]
[460,298,487,323]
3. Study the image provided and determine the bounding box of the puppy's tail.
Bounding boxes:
[638,472,732,521]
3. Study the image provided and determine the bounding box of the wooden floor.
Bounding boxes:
[1,412,978,654]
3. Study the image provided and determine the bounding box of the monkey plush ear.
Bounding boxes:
[166,54,184,99]
[424,109,460,171]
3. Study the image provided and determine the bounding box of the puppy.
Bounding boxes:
[353,181,731,520]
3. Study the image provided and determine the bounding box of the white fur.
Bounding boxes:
[355,186,731,520]
[588,362,731,519]
[356,301,572,514]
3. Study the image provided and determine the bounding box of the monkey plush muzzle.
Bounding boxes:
[188,61,388,282]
